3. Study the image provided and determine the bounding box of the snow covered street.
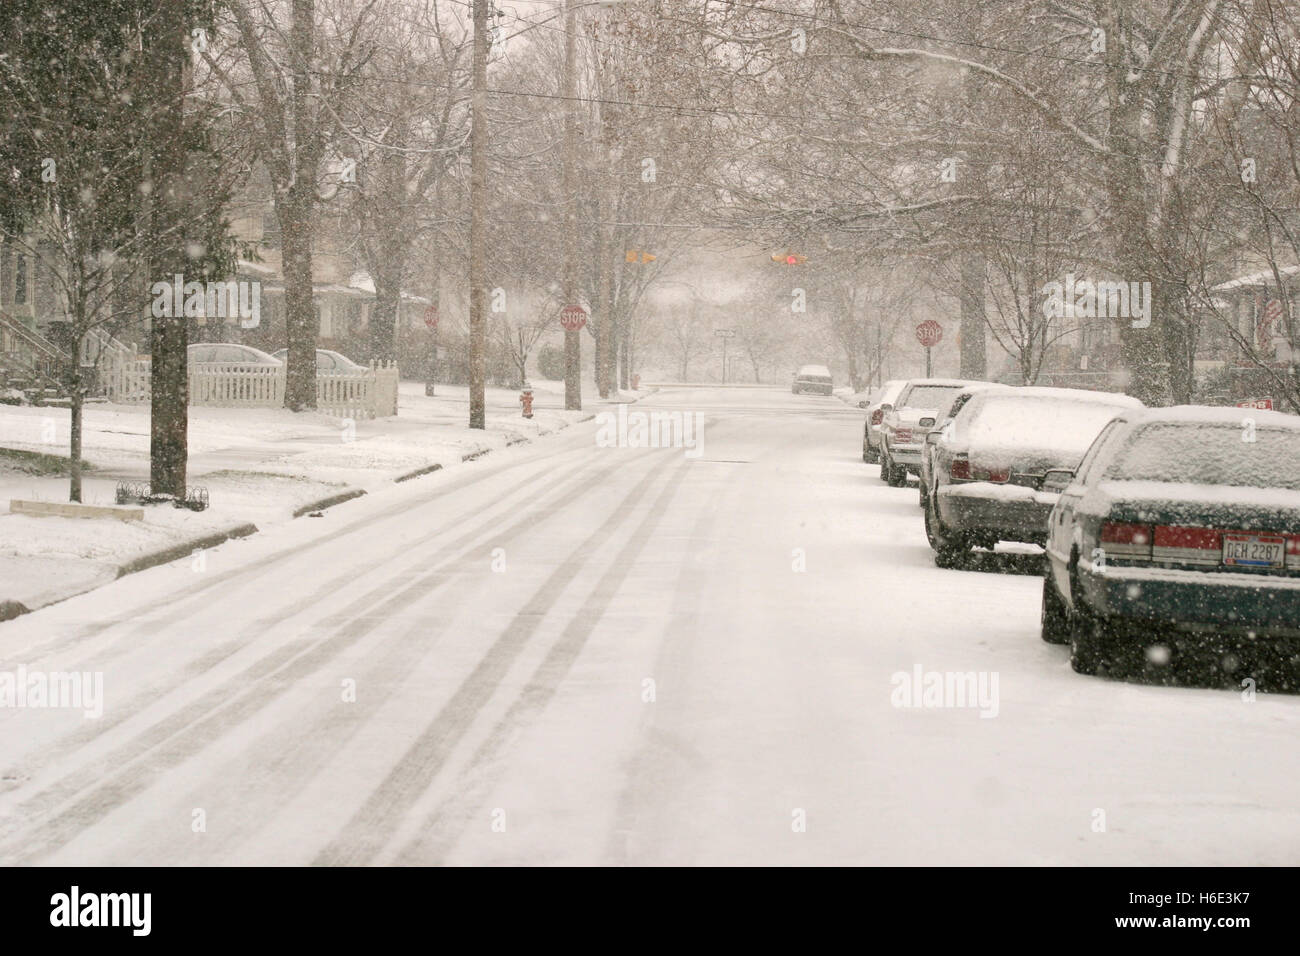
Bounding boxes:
[1,386,1297,865]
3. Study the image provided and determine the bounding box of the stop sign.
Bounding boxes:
[560,304,588,331]
[915,320,943,348]
[423,304,439,329]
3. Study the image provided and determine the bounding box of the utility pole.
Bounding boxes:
[468,0,489,429]
[561,0,582,410]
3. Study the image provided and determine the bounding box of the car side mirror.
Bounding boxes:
[857,400,869,408]
[879,403,893,413]
[1042,468,1075,493]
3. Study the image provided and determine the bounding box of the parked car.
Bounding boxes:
[925,387,1143,567]
[862,379,907,463]
[880,379,987,486]
[792,364,833,396]
[187,343,281,365]
[918,382,1009,508]
[270,348,363,372]
[1042,405,1300,683]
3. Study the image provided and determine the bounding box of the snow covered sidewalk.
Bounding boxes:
[0,380,635,616]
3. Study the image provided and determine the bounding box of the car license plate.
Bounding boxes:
[1222,533,1285,569]
[894,428,913,443]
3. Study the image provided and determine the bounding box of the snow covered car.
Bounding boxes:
[271,348,363,371]
[925,387,1142,567]
[918,382,1009,508]
[862,378,906,463]
[880,379,987,486]
[1042,406,1300,683]
[792,364,833,395]
[187,343,282,365]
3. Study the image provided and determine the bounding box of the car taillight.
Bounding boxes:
[870,409,883,425]
[1100,521,1153,561]
[950,455,971,480]
[973,467,1009,483]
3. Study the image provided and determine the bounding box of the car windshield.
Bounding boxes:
[960,396,1125,457]
[1107,423,1300,491]
[901,385,962,409]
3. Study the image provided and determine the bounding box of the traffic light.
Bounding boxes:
[625,249,656,264]
[771,251,806,265]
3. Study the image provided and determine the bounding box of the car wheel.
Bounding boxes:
[925,495,969,568]
[918,479,929,509]
[879,451,893,483]
[1067,573,1136,677]
[1040,574,1070,645]
[888,462,907,487]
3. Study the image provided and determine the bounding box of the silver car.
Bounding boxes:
[880,379,987,486]
[862,379,907,464]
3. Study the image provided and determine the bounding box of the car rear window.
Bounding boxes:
[1107,423,1300,491]
[901,385,962,409]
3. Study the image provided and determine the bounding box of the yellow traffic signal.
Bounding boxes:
[625,250,656,263]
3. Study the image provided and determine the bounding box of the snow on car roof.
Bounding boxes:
[1129,404,1300,429]
[992,386,1143,407]
[797,365,831,376]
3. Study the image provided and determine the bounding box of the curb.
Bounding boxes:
[394,462,443,483]
[115,523,260,578]
[291,488,367,517]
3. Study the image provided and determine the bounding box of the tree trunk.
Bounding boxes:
[146,6,189,497]
[279,189,318,411]
[69,375,83,503]
[959,252,987,379]
[369,265,401,362]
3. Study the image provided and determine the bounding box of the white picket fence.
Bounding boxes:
[101,357,399,419]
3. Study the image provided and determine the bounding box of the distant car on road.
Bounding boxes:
[880,379,988,486]
[187,343,281,365]
[862,379,907,464]
[271,348,363,372]
[925,387,1142,567]
[792,364,833,396]
[1043,405,1300,684]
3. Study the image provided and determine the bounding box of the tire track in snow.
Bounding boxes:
[0,446,635,862]
[311,452,683,866]
[8,434,599,662]
[389,449,697,864]
[0,446,601,800]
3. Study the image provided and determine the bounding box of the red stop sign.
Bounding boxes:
[915,320,943,348]
[560,304,588,331]
[423,304,439,329]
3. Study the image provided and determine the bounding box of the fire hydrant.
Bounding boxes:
[520,383,534,419]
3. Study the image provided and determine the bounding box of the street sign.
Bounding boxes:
[915,320,943,348]
[423,304,439,330]
[560,304,588,331]
[1238,398,1274,410]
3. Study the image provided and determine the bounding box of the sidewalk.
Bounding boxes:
[0,378,646,616]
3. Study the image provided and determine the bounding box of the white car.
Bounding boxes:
[792,364,833,395]
[862,379,907,463]
[187,343,282,365]
[880,379,989,486]
[271,348,363,372]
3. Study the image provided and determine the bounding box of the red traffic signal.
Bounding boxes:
[771,251,806,265]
